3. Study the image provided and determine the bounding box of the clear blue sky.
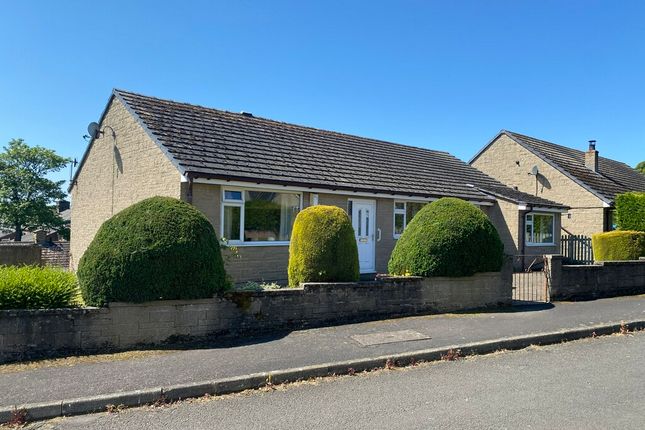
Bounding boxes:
[1,1,644,191]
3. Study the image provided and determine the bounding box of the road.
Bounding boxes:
[29,331,645,429]
[6,295,645,408]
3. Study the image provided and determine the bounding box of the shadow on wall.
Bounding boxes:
[114,145,123,175]
[485,204,518,256]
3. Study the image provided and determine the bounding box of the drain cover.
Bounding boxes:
[351,329,430,346]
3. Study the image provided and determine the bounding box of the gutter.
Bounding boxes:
[190,174,497,206]
[517,204,569,213]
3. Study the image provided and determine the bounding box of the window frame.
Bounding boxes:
[393,201,407,239]
[393,200,429,239]
[221,187,303,246]
[524,212,555,246]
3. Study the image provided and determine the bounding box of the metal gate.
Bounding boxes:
[512,255,550,303]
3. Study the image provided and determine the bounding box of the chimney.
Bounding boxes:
[33,229,48,245]
[585,140,598,172]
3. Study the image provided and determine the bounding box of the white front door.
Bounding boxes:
[351,199,376,273]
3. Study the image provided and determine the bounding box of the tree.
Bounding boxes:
[636,161,645,174]
[0,139,69,241]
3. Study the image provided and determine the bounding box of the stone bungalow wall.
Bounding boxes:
[0,269,511,363]
[547,255,645,300]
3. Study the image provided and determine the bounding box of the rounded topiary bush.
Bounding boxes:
[77,196,228,306]
[388,197,504,277]
[592,230,645,261]
[288,205,359,287]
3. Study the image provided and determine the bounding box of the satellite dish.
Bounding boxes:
[530,165,539,176]
[87,122,101,139]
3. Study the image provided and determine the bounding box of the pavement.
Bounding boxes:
[32,330,645,429]
[2,295,645,422]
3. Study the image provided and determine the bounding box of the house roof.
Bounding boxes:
[473,184,567,209]
[58,208,71,222]
[88,89,563,210]
[473,131,645,204]
[0,208,70,242]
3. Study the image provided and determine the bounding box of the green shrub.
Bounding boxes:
[592,230,645,261]
[0,265,81,310]
[615,192,645,231]
[288,205,359,286]
[77,197,229,306]
[388,197,504,277]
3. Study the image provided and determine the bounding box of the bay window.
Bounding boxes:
[525,213,554,245]
[222,189,301,244]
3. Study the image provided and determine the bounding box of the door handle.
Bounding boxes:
[377,228,382,242]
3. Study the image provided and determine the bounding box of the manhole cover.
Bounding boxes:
[351,329,431,346]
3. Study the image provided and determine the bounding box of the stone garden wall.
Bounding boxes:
[0,268,511,362]
[547,255,645,300]
[0,243,41,266]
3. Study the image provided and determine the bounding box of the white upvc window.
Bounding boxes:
[221,188,302,246]
[525,212,555,246]
[393,201,427,238]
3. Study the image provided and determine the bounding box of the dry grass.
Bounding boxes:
[3,408,27,428]
[0,350,175,374]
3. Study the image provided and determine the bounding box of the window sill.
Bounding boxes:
[525,242,556,247]
[224,241,290,247]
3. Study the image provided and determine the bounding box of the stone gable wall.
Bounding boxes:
[69,98,182,270]
[472,135,605,237]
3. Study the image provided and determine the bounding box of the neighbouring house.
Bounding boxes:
[0,200,71,268]
[70,90,566,281]
[0,200,70,243]
[470,131,645,242]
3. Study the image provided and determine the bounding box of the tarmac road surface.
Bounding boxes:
[31,331,645,429]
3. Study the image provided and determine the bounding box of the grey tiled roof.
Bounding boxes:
[113,90,565,208]
[474,184,568,209]
[504,131,645,203]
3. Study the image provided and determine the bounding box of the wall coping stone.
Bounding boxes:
[377,272,503,282]
[225,289,304,297]
[0,307,103,317]
[107,298,218,308]
[561,260,645,268]
[596,260,645,266]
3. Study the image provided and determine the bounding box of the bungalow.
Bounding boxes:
[69,90,566,281]
[470,131,645,239]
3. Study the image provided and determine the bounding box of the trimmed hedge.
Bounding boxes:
[388,197,504,277]
[77,197,229,306]
[288,205,359,287]
[0,265,81,310]
[615,192,645,231]
[592,230,645,261]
